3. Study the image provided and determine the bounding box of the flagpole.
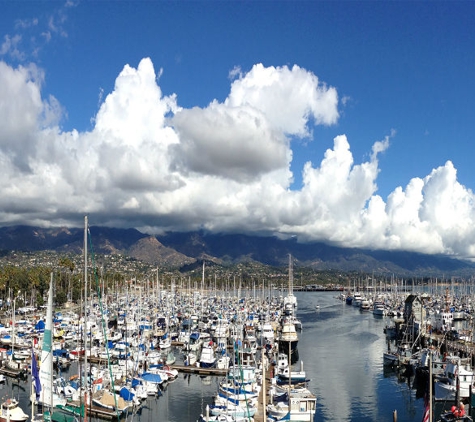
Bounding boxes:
[31,347,35,422]
[429,352,432,422]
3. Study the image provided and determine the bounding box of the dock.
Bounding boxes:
[253,365,272,422]
[170,364,228,376]
[0,366,27,378]
[422,332,475,357]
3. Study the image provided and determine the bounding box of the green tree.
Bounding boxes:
[55,290,67,306]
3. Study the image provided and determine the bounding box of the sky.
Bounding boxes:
[1,1,475,259]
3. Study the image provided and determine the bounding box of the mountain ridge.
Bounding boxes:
[0,225,473,277]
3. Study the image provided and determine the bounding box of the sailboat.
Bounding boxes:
[278,255,299,364]
[36,273,66,409]
[5,297,28,377]
[31,274,79,422]
[35,273,68,409]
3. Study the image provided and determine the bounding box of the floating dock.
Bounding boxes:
[0,366,26,378]
[170,364,227,376]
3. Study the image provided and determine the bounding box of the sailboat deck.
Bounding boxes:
[61,401,123,420]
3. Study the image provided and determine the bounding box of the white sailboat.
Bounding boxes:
[35,273,67,408]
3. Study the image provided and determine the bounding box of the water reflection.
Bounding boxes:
[296,291,425,422]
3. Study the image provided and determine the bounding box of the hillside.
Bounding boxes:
[0,225,473,277]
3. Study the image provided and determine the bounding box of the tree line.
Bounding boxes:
[0,257,127,309]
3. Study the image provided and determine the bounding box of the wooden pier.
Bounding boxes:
[253,365,272,422]
[422,332,475,357]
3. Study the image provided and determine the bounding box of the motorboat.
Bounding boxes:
[434,357,474,401]
[0,398,28,422]
[200,343,217,368]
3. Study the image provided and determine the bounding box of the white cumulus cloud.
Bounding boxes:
[1,57,475,259]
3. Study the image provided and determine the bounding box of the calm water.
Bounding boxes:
[297,291,425,422]
[8,291,430,422]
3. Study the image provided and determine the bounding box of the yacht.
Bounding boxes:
[278,321,299,364]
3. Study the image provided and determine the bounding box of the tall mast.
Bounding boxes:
[48,273,54,412]
[201,260,205,314]
[83,215,88,415]
[289,254,293,295]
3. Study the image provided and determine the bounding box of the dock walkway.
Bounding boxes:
[171,364,228,376]
[422,332,475,357]
[253,354,274,422]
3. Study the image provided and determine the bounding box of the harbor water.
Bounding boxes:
[5,290,431,422]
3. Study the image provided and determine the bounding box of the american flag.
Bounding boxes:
[421,393,430,422]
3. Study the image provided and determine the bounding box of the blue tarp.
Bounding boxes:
[119,387,135,401]
[140,372,162,384]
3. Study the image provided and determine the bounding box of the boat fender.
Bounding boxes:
[452,403,465,417]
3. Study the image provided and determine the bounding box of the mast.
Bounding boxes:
[37,273,54,415]
[11,296,15,362]
[49,274,53,412]
[201,260,205,315]
[83,215,88,419]
[429,352,432,422]
[288,254,293,296]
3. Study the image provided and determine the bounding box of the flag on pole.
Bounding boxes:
[31,347,41,400]
[421,393,430,422]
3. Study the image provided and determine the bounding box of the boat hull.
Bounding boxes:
[278,340,299,365]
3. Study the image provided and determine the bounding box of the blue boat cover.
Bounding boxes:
[140,372,162,384]
[119,386,135,401]
[35,320,45,331]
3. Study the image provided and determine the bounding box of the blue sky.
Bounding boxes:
[1,1,475,258]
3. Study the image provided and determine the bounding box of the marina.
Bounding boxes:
[2,263,475,421]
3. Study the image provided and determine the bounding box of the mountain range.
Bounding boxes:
[0,225,474,277]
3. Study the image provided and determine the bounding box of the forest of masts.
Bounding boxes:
[0,253,474,310]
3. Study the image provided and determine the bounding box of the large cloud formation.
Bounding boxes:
[0,57,474,258]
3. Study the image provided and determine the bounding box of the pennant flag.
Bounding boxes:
[31,347,41,399]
